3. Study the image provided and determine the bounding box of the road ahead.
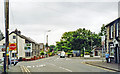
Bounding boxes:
[10,56,112,72]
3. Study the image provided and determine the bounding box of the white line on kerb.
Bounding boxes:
[59,67,72,72]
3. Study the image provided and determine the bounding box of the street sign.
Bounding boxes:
[9,43,16,51]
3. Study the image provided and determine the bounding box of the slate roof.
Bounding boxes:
[0,30,39,45]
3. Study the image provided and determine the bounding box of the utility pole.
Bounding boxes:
[4,0,9,73]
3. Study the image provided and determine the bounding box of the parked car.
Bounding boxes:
[60,51,65,58]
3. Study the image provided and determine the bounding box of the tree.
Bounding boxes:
[98,24,106,36]
[56,28,101,55]
[0,30,4,41]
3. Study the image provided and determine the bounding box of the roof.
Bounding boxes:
[105,17,120,27]
[0,30,39,45]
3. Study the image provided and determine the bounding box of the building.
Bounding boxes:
[92,47,104,57]
[0,29,41,60]
[105,17,120,63]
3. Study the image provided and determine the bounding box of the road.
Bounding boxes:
[9,56,112,72]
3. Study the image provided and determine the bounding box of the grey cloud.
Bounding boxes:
[0,1,118,45]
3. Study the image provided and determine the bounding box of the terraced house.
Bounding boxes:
[0,29,41,60]
[105,17,120,63]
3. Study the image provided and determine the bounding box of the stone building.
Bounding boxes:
[105,17,120,63]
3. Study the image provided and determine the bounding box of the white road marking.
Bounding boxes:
[66,58,71,60]
[27,66,32,68]
[27,64,46,68]
[39,64,46,67]
[59,67,72,72]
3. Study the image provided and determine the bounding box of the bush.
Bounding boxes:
[81,54,83,57]
[50,52,53,56]
[85,52,90,55]
[40,51,44,55]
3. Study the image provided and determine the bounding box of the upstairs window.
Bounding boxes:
[116,23,119,37]
[110,25,114,39]
[13,36,16,39]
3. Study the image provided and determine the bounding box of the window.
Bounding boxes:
[116,23,119,37]
[24,47,27,50]
[25,52,30,57]
[110,25,114,38]
[3,53,5,57]
[13,36,16,39]
[28,47,31,49]
[110,48,114,57]
[12,53,17,57]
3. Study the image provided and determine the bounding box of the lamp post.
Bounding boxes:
[45,30,51,52]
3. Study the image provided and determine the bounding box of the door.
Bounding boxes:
[115,44,119,63]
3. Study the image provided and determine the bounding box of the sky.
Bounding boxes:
[0,0,119,45]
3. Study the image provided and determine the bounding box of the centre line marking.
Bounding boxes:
[59,67,72,72]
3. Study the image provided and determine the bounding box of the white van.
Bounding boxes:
[60,51,65,58]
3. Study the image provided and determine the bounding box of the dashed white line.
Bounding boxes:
[59,67,72,72]
[27,64,46,68]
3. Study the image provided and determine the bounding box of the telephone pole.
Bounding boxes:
[4,0,9,73]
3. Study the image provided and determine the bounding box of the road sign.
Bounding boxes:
[9,43,16,51]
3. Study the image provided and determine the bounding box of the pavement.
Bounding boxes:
[70,56,120,72]
[84,61,120,72]
[8,65,21,72]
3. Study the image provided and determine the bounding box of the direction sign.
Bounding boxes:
[9,43,16,50]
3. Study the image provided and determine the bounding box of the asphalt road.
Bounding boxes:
[12,56,112,72]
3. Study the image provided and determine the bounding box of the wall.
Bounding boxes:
[17,36,25,58]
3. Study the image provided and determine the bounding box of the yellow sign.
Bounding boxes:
[6,53,9,56]
[9,43,16,51]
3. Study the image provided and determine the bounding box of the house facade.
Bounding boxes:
[0,29,41,60]
[105,17,120,63]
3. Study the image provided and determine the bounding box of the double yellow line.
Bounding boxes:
[20,66,31,74]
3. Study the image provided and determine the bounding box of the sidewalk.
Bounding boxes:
[84,61,120,72]
[8,65,21,72]
[70,56,103,59]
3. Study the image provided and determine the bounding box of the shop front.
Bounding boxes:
[109,39,120,63]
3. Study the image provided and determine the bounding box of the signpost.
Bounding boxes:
[101,36,105,62]
[9,43,16,66]
[9,43,16,51]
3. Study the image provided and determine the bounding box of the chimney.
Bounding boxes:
[15,29,21,34]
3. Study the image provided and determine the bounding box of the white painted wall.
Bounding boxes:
[0,33,26,59]
[17,35,25,58]
[0,39,5,59]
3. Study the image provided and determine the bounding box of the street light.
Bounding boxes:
[45,30,51,51]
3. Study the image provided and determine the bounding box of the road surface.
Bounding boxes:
[8,56,113,72]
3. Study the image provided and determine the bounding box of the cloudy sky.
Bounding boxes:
[0,0,119,45]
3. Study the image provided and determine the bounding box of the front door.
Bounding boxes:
[115,44,119,63]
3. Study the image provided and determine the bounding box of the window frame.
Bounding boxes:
[13,36,16,39]
[110,25,114,39]
[116,23,119,37]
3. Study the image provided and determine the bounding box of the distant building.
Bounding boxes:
[105,17,120,63]
[92,47,103,57]
[0,29,41,60]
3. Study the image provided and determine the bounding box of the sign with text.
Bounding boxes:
[9,43,16,51]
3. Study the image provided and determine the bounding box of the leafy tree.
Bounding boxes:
[56,28,101,55]
[49,45,55,52]
[98,24,106,36]
[0,30,4,41]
